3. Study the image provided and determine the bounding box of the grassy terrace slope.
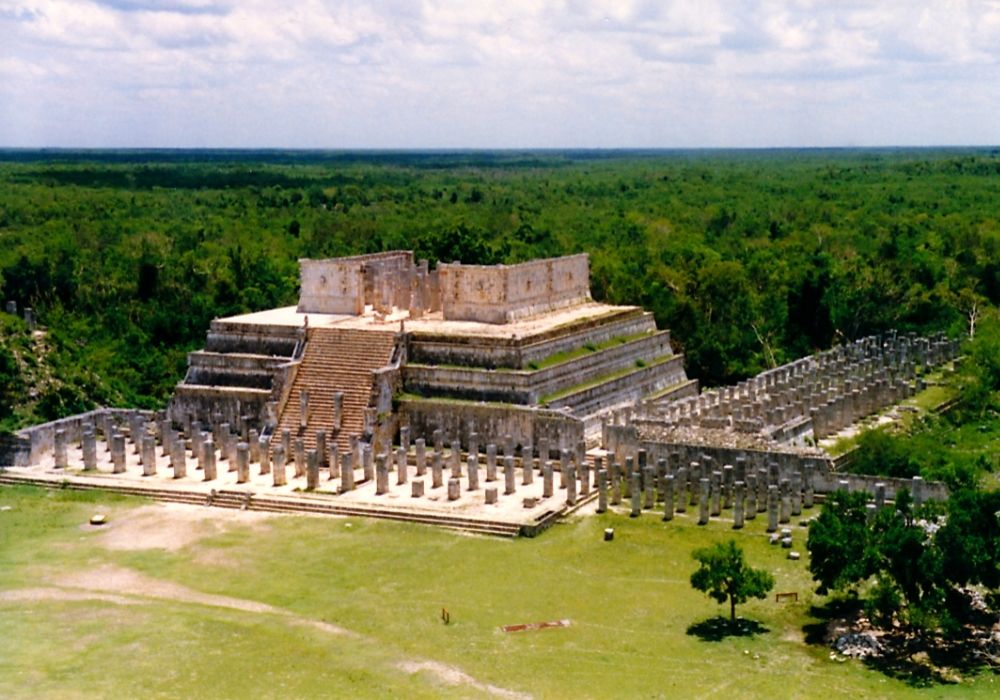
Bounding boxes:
[1,485,995,699]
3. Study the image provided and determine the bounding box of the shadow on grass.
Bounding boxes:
[804,596,999,688]
[686,616,769,642]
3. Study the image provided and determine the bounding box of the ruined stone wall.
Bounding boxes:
[400,400,584,453]
[439,254,591,324]
[298,259,365,315]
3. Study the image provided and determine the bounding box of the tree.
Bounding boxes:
[690,540,774,623]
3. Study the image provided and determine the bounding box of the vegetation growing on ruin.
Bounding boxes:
[0,148,998,431]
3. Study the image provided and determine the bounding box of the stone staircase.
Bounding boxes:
[274,327,397,454]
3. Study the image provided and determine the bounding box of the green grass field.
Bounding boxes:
[1,485,996,699]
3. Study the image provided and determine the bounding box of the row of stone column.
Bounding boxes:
[593,450,816,531]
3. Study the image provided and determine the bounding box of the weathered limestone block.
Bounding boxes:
[316,430,327,471]
[328,444,338,480]
[447,478,461,501]
[504,456,516,495]
[449,441,462,478]
[305,449,320,490]
[258,437,271,475]
[411,479,424,498]
[362,444,374,482]
[271,446,285,486]
[485,486,498,505]
[431,450,443,489]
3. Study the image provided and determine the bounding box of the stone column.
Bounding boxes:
[767,485,779,533]
[467,431,479,461]
[299,390,310,429]
[641,466,655,509]
[710,472,722,516]
[294,438,305,478]
[111,433,126,474]
[237,442,251,484]
[328,444,339,480]
[281,429,291,464]
[249,429,260,464]
[688,462,699,506]
[203,439,217,481]
[560,450,570,489]
[566,465,577,506]
[53,428,68,469]
[340,452,354,492]
[542,463,554,498]
[258,437,271,475]
[449,441,462,479]
[415,438,426,476]
[486,444,497,481]
[611,462,623,505]
[316,430,327,471]
[485,486,497,504]
[675,466,687,513]
[447,478,461,501]
[630,473,642,517]
[733,481,745,529]
[521,443,534,485]
[662,474,674,522]
[400,425,411,454]
[466,455,479,491]
[362,444,374,482]
[376,454,388,495]
[333,391,344,430]
[745,475,757,519]
[82,428,97,471]
[779,479,791,524]
[130,415,145,454]
[428,449,443,488]
[503,434,514,459]
[271,445,285,486]
[911,476,925,506]
[504,456,516,495]
[141,435,157,476]
[874,482,886,509]
[756,469,768,512]
[432,428,443,452]
[537,437,550,466]
[698,478,710,525]
[791,474,802,516]
[577,460,588,494]
[803,461,815,508]
[597,469,608,513]
[171,439,187,479]
[722,464,734,509]
[397,447,408,485]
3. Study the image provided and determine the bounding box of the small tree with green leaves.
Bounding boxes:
[690,540,775,624]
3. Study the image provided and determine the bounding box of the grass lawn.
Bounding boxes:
[1,484,996,698]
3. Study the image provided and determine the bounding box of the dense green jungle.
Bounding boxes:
[0,148,997,486]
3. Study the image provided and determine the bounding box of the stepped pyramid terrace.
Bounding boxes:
[1,251,961,535]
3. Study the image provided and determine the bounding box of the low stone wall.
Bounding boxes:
[204,321,300,356]
[439,254,591,324]
[547,355,689,415]
[400,400,583,454]
[167,386,271,432]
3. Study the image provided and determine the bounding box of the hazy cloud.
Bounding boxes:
[1,0,998,147]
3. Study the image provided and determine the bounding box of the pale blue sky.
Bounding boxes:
[2,0,999,148]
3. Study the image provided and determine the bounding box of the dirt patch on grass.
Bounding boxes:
[398,660,532,700]
[0,587,142,606]
[97,503,274,552]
